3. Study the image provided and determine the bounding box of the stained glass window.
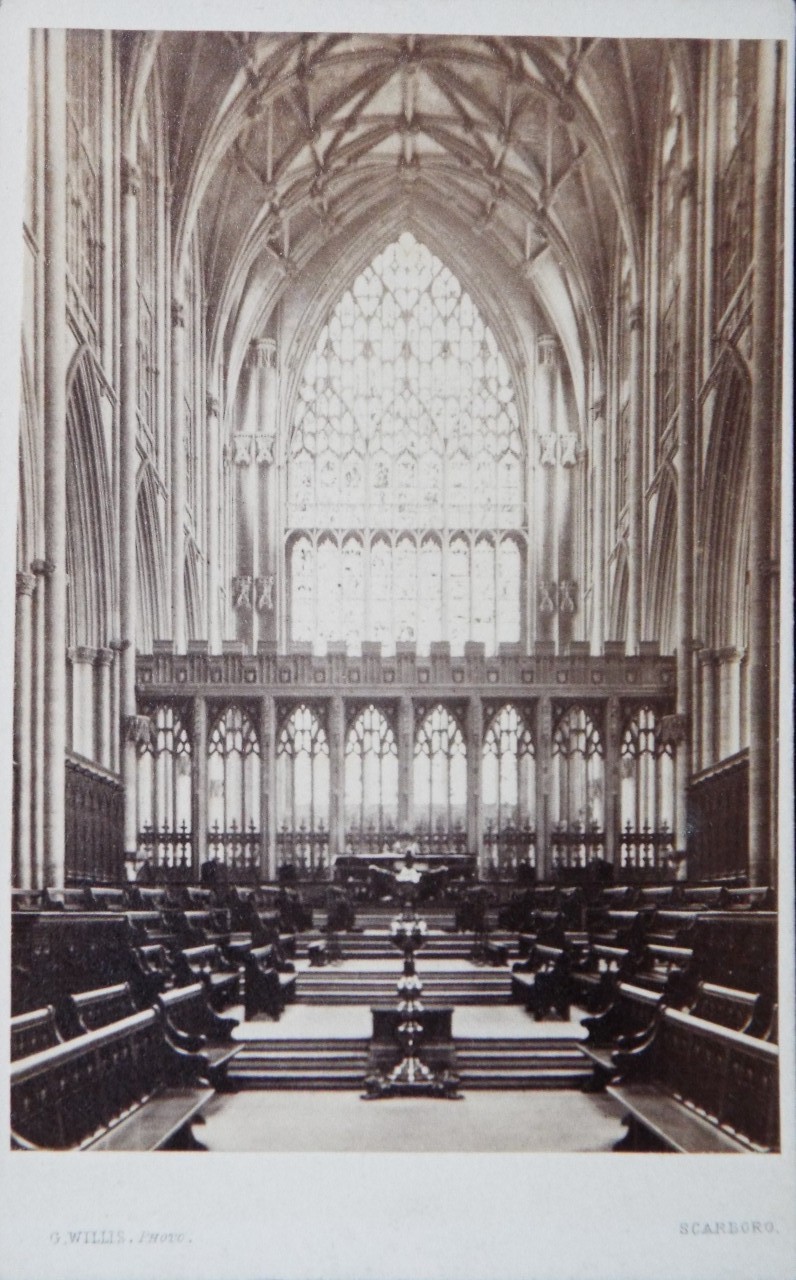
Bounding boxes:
[287,232,526,654]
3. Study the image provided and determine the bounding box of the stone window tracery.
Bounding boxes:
[287,231,525,654]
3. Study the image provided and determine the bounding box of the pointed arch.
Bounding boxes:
[16,344,40,572]
[699,358,750,649]
[646,470,678,653]
[609,544,629,643]
[64,348,115,647]
[135,462,167,652]
[184,538,203,642]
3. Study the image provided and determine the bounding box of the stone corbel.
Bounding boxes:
[255,574,275,612]
[559,433,578,467]
[660,713,689,747]
[539,433,558,466]
[232,575,253,610]
[232,434,253,466]
[254,434,275,466]
[123,714,153,748]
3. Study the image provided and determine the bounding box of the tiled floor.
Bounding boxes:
[199,1087,625,1152]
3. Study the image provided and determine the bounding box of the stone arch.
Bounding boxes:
[609,545,629,643]
[135,462,167,652]
[646,469,678,654]
[699,358,750,650]
[64,349,115,648]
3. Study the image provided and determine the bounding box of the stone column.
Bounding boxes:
[398,694,414,834]
[119,152,140,857]
[42,30,68,888]
[31,560,52,889]
[590,397,606,652]
[14,572,36,888]
[170,295,186,651]
[206,393,221,649]
[254,339,278,647]
[535,336,558,644]
[260,693,277,880]
[192,695,207,877]
[603,697,621,866]
[748,41,780,886]
[94,648,114,771]
[626,301,644,654]
[466,694,483,872]
[674,159,697,855]
[109,639,126,775]
[329,695,345,858]
[70,647,97,759]
[535,696,552,880]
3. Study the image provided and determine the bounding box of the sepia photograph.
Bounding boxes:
[0,1,793,1278]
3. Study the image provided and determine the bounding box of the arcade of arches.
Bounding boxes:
[13,32,785,897]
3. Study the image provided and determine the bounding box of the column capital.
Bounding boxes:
[591,394,606,421]
[31,558,55,577]
[94,647,114,667]
[69,645,98,665]
[206,393,219,419]
[171,300,186,329]
[537,334,558,366]
[16,571,36,597]
[123,713,153,747]
[249,337,277,369]
[660,712,689,747]
[120,157,141,198]
[109,638,131,653]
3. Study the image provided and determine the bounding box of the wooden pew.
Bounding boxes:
[568,942,639,1013]
[158,983,241,1088]
[11,912,137,1015]
[129,943,175,1001]
[127,885,171,911]
[607,1007,779,1152]
[84,886,131,911]
[64,982,139,1036]
[11,1009,214,1151]
[645,910,699,946]
[680,885,724,909]
[124,910,175,947]
[174,944,241,1010]
[684,981,768,1035]
[690,913,777,997]
[719,886,776,911]
[632,943,695,1001]
[42,886,91,911]
[11,1006,62,1060]
[579,982,663,1089]
[10,890,44,912]
[243,944,297,1019]
[511,943,572,1020]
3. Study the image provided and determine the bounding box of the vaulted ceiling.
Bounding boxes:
[124,32,677,404]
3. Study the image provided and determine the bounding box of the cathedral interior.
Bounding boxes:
[7,30,788,1159]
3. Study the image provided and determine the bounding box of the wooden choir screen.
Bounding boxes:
[687,750,749,880]
[65,754,124,884]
